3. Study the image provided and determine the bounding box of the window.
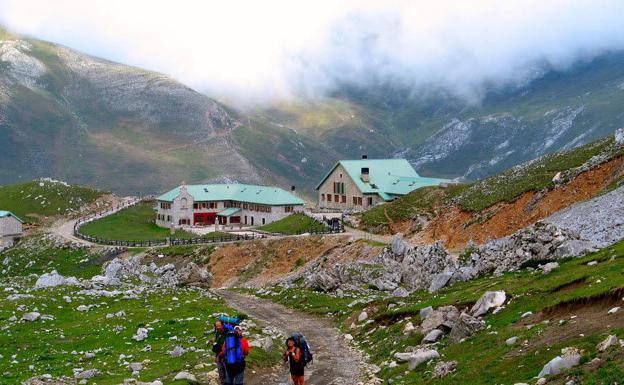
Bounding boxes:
[334,194,339,203]
[262,218,266,225]
[333,182,345,194]
[180,198,188,209]
[321,194,325,201]
[340,173,342,178]
[327,194,332,202]
[367,197,373,206]
[243,203,248,209]
[357,197,362,205]
[353,196,357,205]
[341,195,346,203]
[167,215,171,222]
[285,206,294,213]
[160,202,171,209]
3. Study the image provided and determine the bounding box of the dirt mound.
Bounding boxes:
[209,235,382,287]
[417,156,624,250]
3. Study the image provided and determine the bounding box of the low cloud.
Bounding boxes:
[1,0,624,105]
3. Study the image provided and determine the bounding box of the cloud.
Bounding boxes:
[1,0,624,105]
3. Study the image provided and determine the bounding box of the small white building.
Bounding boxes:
[0,210,23,249]
[155,183,305,229]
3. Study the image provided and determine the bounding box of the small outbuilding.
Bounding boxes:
[0,210,23,249]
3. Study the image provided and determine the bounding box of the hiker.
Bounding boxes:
[212,319,227,385]
[283,337,305,385]
[220,325,250,385]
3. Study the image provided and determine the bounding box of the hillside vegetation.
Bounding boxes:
[257,212,328,234]
[360,134,624,233]
[255,239,624,384]
[0,179,103,223]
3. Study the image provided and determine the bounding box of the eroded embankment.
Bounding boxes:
[417,156,624,250]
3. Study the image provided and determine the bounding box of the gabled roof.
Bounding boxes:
[0,210,23,223]
[316,159,451,201]
[157,184,305,206]
[217,207,242,217]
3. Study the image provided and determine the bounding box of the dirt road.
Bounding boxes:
[218,290,366,385]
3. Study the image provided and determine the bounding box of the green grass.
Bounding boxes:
[257,213,327,234]
[78,202,229,242]
[254,239,624,384]
[0,180,103,223]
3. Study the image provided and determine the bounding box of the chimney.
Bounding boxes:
[362,154,368,159]
[291,185,296,192]
[360,167,370,182]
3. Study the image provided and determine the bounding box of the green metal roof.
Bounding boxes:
[316,159,451,201]
[157,184,305,206]
[0,210,22,222]
[217,207,241,217]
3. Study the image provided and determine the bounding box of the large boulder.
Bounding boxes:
[428,271,454,293]
[304,271,339,291]
[597,335,620,352]
[21,312,41,322]
[432,360,457,378]
[448,313,485,343]
[391,234,408,258]
[177,262,212,286]
[401,242,456,290]
[616,128,624,145]
[537,348,582,377]
[35,270,80,289]
[394,348,440,370]
[471,291,506,317]
[421,306,460,334]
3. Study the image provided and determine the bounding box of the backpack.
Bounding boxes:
[290,332,313,367]
[224,330,244,365]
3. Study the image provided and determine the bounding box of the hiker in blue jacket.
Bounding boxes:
[220,325,250,385]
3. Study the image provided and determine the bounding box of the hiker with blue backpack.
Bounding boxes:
[219,324,250,385]
[283,333,313,385]
[211,319,228,385]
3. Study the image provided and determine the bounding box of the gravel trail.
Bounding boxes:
[218,290,366,385]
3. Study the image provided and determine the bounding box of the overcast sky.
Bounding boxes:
[1,0,624,105]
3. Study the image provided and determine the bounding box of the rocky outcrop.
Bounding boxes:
[35,270,80,289]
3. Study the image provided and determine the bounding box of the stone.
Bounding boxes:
[537,348,581,377]
[616,128,624,145]
[35,270,80,289]
[391,234,407,258]
[505,336,518,346]
[539,262,559,274]
[448,313,485,343]
[403,322,415,335]
[471,291,506,317]
[423,329,444,343]
[421,306,459,334]
[249,336,273,352]
[173,371,197,382]
[428,271,454,293]
[521,311,533,318]
[597,335,619,352]
[132,328,149,341]
[432,360,457,378]
[344,334,354,342]
[607,307,620,315]
[128,362,143,372]
[170,346,186,357]
[587,260,598,266]
[392,287,410,298]
[552,171,563,183]
[74,369,101,379]
[408,349,439,370]
[556,240,596,258]
[358,311,368,322]
[76,305,89,312]
[420,306,433,320]
[21,312,40,322]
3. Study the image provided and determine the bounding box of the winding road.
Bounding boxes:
[218,290,367,385]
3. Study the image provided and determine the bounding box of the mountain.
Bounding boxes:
[2,25,624,197]
[249,53,624,181]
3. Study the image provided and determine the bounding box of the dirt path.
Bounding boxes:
[344,225,392,244]
[218,290,367,385]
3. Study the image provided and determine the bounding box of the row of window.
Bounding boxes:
[194,202,217,209]
[156,214,172,222]
[333,182,345,194]
[320,194,372,206]
[160,202,172,209]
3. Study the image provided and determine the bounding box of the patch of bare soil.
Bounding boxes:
[418,156,624,250]
[508,289,624,357]
[208,235,382,288]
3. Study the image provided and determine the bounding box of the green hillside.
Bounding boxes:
[0,179,103,222]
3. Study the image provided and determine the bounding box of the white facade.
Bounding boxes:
[0,214,23,250]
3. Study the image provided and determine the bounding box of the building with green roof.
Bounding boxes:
[0,210,23,249]
[316,157,450,210]
[155,183,304,228]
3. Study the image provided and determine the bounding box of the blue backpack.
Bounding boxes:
[224,331,244,365]
[290,332,313,367]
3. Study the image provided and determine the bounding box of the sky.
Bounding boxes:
[1,0,624,105]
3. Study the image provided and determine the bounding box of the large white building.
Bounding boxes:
[0,210,23,249]
[155,183,305,228]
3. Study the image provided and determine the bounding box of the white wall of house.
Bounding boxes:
[0,216,22,237]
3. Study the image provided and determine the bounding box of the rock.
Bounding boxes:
[173,371,197,382]
[392,287,410,298]
[21,312,41,322]
[76,305,89,312]
[358,311,368,322]
[448,313,485,343]
[521,311,533,318]
[597,335,619,352]
[552,171,563,183]
[608,307,620,315]
[408,349,440,370]
[423,329,444,343]
[537,348,581,377]
[539,262,559,274]
[304,271,339,292]
[432,360,457,378]
[74,369,101,379]
[35,270,80,289]
[428,271,454,293]
[249,336,273,352]
[616,128,624,144]
[344,334,354,342]
[505,336,518,346]
[587,260,598,266]
[177,262,212,286]
[132,328,149,341]
[128,362,143,372]
[391,234,407,257]
[403,322,415,335]
[555,240,596,258]
[170,345,186,357]
[536,378,547,385]
[471,291,506,317]
[420,306,433,320]
[421,306,459,334]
